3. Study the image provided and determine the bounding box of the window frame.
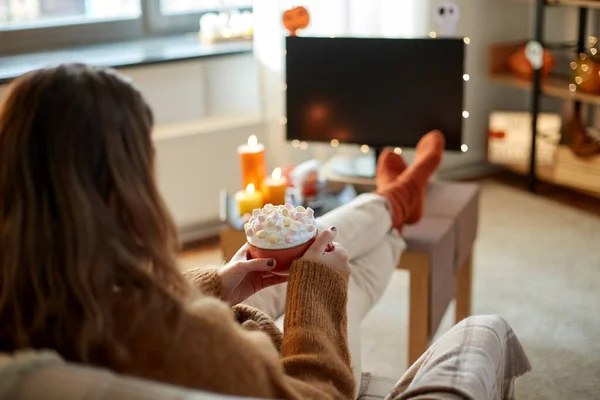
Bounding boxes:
[0,0,252,56]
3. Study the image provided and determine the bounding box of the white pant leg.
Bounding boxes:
[244,193,394,319]
[315,193,393,260]
[345,230,406,396]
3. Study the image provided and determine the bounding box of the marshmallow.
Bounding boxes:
[271,212,282,220]
[268,234,280,244]
[246,204,317,249]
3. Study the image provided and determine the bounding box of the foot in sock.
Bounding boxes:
[376,130,445,229]
[375,148,407,188]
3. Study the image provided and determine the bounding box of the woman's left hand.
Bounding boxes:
[219,244,288,305]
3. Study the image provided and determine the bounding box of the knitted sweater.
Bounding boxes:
[113,260,355,400]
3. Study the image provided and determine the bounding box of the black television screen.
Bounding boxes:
[285,37,465,151]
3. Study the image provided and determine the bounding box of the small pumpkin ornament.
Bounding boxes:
[571,37,600,94]
[283,6,310,36]
[508,45,555,80]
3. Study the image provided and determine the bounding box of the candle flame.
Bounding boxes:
[246,183,255,194]
[272,167,282,180]
[248,135,258,148]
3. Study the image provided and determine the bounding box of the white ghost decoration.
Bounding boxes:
[432,1,462,37]
[525,41,545,70]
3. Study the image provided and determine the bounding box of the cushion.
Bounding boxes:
[424,182,479,270]
[0,350,397,400]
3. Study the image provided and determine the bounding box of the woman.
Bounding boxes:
[0,64,443,398]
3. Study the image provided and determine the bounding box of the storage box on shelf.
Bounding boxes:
[488,111,560,182]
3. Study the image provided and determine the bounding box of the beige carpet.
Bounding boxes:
[180,180,600,399]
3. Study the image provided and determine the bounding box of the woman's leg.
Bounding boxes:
[385,315,532,400]
[243,193,394,319]
[345,230,406,396]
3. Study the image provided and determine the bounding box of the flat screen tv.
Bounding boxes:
[285,36,465,151]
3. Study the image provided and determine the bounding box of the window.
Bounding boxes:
[160,0,253,15]
[0,0,252,55]
[0,0,140,27]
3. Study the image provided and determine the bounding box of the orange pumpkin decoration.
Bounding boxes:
[508,45,555,80]
[283,6,310,36]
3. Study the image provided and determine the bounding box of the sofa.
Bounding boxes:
[0,315,532,400]
[0,350,394,400]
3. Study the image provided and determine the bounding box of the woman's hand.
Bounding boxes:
[301,227,351,280]
[219,244,288,305]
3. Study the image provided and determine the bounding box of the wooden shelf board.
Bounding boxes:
[491,161,600,198]
[494,162,556,183]
[489,73,600,106]
[512,0,600,8]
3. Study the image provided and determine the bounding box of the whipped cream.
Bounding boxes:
[245,203,317,249]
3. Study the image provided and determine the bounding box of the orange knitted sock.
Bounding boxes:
[376,130,445,229]
[375,148,408,188]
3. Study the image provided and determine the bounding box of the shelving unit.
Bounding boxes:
[489,0,600,196]
[514,0,600,9]
[489,73,600,106]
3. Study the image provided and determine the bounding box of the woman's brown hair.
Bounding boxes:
[0,64,189,364]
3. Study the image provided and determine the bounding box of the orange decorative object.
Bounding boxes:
[247,235,316,275]
[301,170,319,197]
[571,52,600,94]
[238,135,267,192]
[283,6,310,36]
[283,165,296,187]
[263,167,287,205]
[508,46,555,80]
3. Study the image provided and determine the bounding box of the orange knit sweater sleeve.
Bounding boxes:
[182,267,223,299]
[118,260,355,400]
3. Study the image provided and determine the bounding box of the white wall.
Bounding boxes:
[0,54,263,240]
[121,55,262,237]
[254,0,533,177]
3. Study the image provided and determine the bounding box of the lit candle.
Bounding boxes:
[235,183,264,217]
[238,135,267,192]
[263,167,287,205]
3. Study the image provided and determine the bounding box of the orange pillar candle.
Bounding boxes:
[238,135,267,192]
[236,184,264,216]
[263,167,287,205]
